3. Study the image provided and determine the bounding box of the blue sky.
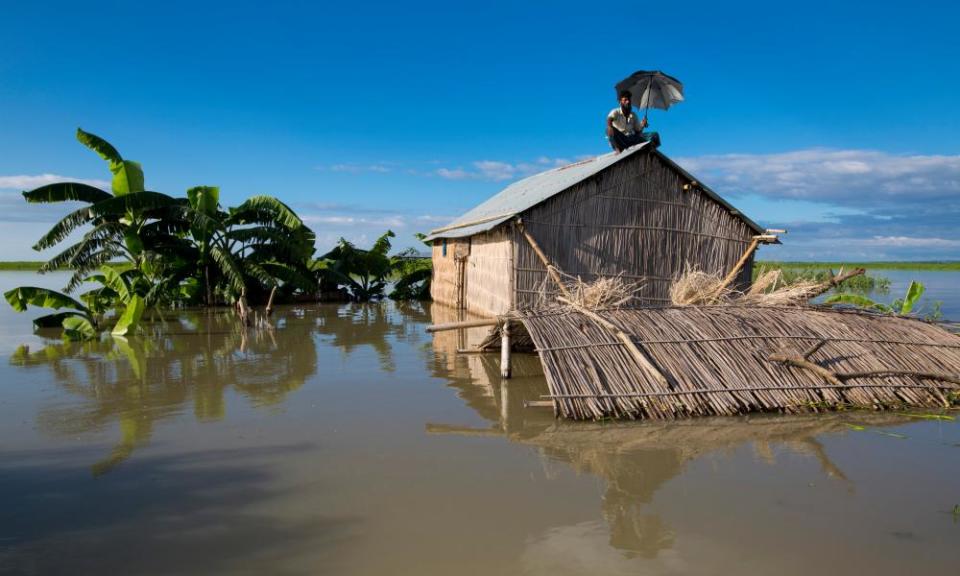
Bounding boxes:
[1,0,958,260]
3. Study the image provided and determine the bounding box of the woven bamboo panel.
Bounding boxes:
[464,228,513,317]
[515,152,756,309]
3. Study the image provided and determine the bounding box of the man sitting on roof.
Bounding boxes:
[607,90,661,153]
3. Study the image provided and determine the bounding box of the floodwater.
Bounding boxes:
[1,271,958,575]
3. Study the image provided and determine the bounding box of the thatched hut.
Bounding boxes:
[424,144,769,316]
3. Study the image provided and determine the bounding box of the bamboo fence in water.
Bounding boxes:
[515,305,960,420]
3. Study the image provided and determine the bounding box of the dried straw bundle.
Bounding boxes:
[668,265,731,306]
[535,270,644,310]
[670,266,857,308]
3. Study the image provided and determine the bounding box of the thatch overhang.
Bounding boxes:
[511,305,960,420]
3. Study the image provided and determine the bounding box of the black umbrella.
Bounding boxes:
[614,70,684,121]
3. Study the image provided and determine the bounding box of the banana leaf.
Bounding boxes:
[112,295,145,336]
[4,286,90,315]
[823,293,892,313]
[62,316,97,341]
[899,281,925,315]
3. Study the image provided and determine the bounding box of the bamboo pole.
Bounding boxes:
[716,237,761,293]
[426,319,499,333]
[501,320,512,378]
[515,219,572,301]
[557,297,670,389]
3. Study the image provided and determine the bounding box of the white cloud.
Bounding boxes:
[676,149,960,206]
[435,167,469,180]
[320,163,394,174]
[861,235,960,248]
[0,174,110,191]
[302,214,407,228]
[435,156,575,182]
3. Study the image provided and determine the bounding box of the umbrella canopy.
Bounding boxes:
[615,70,684,117]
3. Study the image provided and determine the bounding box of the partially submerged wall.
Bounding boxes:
[430,238,469,309]
[464,227,513,317]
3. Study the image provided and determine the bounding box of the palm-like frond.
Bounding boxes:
[4,286,92,321]
[22,182,112,204]
[40,222,126,273]
[33,204,101,250]
[76,128,124,170]
[209,245,245,295]
[229,196,303,229]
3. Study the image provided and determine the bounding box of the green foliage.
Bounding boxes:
[389,247,432,301]
[319,231,396,301]
[897,280,924,315]
[823,292,892,312]
[824,279,933,317]
[4,286,90,314]
[756,260,960,271]
[62,316,98,341]
[11,129,435,330]
[753,265,890,295]
[111,295,145,336]
[3,286,98,339]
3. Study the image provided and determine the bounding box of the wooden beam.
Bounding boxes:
[426,319,499,333]
[515,219,572,300]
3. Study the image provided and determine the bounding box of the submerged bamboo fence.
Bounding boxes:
[515,305,960,420]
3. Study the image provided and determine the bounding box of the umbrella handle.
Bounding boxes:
[643,76,653,124]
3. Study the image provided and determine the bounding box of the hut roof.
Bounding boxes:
[425,144,765,241]
[514,305,960,420]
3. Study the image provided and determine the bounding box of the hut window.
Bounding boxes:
[442,239,447,257]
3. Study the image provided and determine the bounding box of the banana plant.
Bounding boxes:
[177,188,316,305]
[4,286,98,340]
[22,129,185,292]
[824,280,925,315]
[319,231,395,301]
[5,269,146,340]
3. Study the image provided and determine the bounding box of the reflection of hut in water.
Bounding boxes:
[424,145,768,316]
[427,302,548,427]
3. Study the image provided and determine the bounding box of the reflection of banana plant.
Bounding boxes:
[825,280,925,315]
[10,306,318,474]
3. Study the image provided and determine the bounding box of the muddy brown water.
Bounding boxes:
[0,272,958,575]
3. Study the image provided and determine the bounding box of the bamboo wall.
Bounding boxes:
[464,227,513,317]
[514,152,756,308]
[430,238,469,308]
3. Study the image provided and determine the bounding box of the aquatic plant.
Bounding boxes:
[3,283,144,340]
[824,280,929,316]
